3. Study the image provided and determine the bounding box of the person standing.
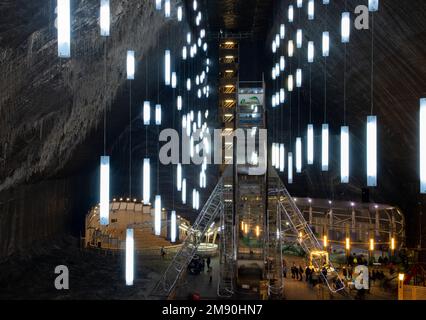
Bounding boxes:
[206,256,211,269]
[299,265,304,281]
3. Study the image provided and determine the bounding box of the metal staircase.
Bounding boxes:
[269,173,345,294]
[149,179,224,299]
[217,179,235,297]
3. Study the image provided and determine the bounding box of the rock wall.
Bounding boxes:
[0,0,189,259]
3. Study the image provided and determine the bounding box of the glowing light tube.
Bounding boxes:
[127,50,135,80]
[279,143,285,172]
[288,152,293,184]
[288,75,294,92]
[100,156,110,226]
[341,12,350,43]
[182,179,187,204]
[156,0,162,10]
[192,189,196,209]
[297,0,303,9]
[369,0,379,12]
[341,126,349,183]
[165,50,171,85]
[322,124,329,171]
[143,101,151,125]
[421,99,426,193]
[100,0,110,36]
[155,104,161,125]
[296,69,302,88]
[288,5,294,23]
[307,124,314,165]
[280,56,285,71]
[288,40,294,57]
[272,143,277,167]
[177,6,183,21]
[125,228,134,286]
[171,72,177,88]
[177,163,182,191]
[308,0,314,20]
[155,195,162,236]
[57,0,71,58]
[280,89,285,103]
[171,211,177,243]
[296,29,303,48]
[308,41,314,63]
[177,96,182,111]
[367,116,377,187]
[275,144,280,168]
[280,24,285,39]
[143,158,150,204]
[164,0,171,17]
[296,137,302,173]
[322,31,329,57]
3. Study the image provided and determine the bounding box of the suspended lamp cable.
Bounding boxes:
[343,0,348,126]
[103,38,107,156]
[324,3,328,123]
[371,13,375,116]
[129,75,132,197]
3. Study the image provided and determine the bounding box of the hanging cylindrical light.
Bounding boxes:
[308,0,314,20]
[367,116,377,187]
[296,29,303,48]
[280,89,285,103]
[100,0,110,37]
[288,152,293,184]
[288,75,294,92]
[177,163,182,191]
[100,156,110,226]
[155,0,162,10]
[322,31,330,57]
[279,143,285,172]
[296,137,302,173]
[280,56,286,71]
[57,0,71,58]
[177,96,182,111]
[369,238,375,251]
[420,98,426,193]
[164,50,171,85]
[297,0,303,8]
[341,12,350,43]
[272,41,277,54]
[280,24,285,39]
[308,41,314,63]
[307,124,314,165]
[369,0,379,12]
[164,0,171,18]
[272,143,277,167]
[296,69,302,88]
[182,178,187,204]
[186,78,191,91]
[182,46,187,60]
[155,104,162,126]
[288,40,294,57]
[171,72,177,89]
[288,5,294,23]
[345,237,351,251]
[143,101,151,125]
[127,50,135,80]
[143,158,151,204]
[177,6,183,21]
[171,211,177,243]
[341,126,350,183]
[125,228,134,286]
[322,124,329,171]
[154,195,162,236]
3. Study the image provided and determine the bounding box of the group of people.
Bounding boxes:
[285,262,328,285]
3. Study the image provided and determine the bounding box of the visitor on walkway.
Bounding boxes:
[207,256,211,269]
[348,265,353,279]
[160,246,166,259]
[299,265,304,281]
[305,266,311,282]
[342,266,348,280]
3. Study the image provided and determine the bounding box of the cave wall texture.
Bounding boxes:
[265,0,426,248]
[0,0,192,259]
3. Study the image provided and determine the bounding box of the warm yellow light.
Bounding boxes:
[224,113,233,117]
[225,70,234,73]
[244,224,249,234]
[391,238,395,250]
[323,235,328,248]
[299,232,303,238]
[256,225,260,237]
[225,55,234,59]
[241,221,244,231]
[224,41,235,45]
[224,85,235,88]
[369,238,375,251]
[398,273,405,282]
[345,238,350,250]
